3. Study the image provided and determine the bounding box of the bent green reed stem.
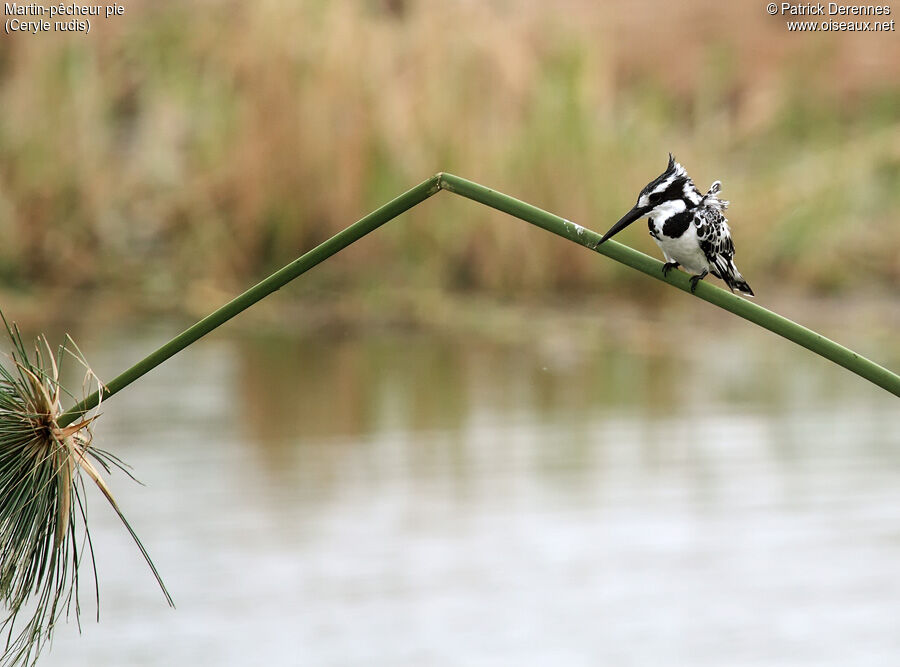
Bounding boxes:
[438,173,900,398]
[58,171,900,428]
[58,174,443,427]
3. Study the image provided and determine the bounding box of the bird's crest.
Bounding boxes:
[666,153,687,179]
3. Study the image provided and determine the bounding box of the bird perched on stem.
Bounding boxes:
[596,154,754,296]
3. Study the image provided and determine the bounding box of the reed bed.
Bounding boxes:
[1,1,899,301]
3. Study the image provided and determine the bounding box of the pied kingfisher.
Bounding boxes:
[597,154,754,296]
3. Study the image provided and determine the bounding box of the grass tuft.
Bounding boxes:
[0,314,171,667]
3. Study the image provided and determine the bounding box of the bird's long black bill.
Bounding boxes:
[597,206,647,245]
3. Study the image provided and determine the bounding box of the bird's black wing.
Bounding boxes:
[694,206,735,282]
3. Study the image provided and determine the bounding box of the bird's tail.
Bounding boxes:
[723,263,754,297]
[712,257,754,297]
[727,276,754,297]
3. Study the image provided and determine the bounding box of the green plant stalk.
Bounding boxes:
[57,171,900,430]
[438,173,900,398]
[58,174,442,427]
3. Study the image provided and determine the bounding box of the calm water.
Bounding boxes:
[31,314,900,666]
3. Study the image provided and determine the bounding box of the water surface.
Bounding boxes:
[34,316,900,666]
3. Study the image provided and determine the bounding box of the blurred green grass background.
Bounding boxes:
[0,0,898,315]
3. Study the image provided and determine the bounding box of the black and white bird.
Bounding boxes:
[596,154,754,296]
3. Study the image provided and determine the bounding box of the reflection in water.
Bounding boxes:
[36,319,900,667]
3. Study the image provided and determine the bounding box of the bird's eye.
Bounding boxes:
[648,192,661,205]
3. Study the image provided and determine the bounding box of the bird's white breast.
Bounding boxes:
[650,216,710,275]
